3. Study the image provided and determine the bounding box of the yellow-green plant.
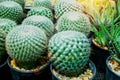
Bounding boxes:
[105,22,120,62]
[92,14,120,48]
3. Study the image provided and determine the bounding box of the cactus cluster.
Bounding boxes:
[0,29,6,63]
[0,18,16,34]
[0,0,25,9]
[48,31,91,77]
[0,1,23,23]
[6,25,47,69]
[56,11,91,36]
[27,7,53,20]
[32,0,52,9]
[22,15,54,39]
[55,0,83,19]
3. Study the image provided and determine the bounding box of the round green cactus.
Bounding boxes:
[0,1,23,23]
[0,18,16,34]
[56,11,91,36]
[33,0,52,9]
[0,29,6,63]
[27,7,53,20]
[55,0,83,19]
[22,15,54,39]
[6,25,47,69]
[49,31,91,77]
[0,0,25,9]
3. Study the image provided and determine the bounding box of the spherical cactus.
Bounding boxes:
[22,15,54,39]
[6,25,47,69]
[27,7,53,21]
[0,1,23,23]
[0,29,6,63]
[49,31,91,77]
[56,11,91,36]
[0,0,25,9]
[0,18,16,34]
[55,0,83,19]
[33,0,52,9]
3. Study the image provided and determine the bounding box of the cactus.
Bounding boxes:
[22,15,54,39]
[49,31,91,77]
[0,0,25,9]
[6,25,47,69]
[0,18,16,34]
[27,7,53,21]
[0,29,6,63]
[56,11,91,36]
[0,1,23,23]
[55,0,83,19]
[33,0,52,9]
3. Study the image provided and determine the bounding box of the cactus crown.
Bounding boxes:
[6,25,47,69]
[55,0,83,19]
[27,7,53,20]
[0,1,23,23]
[0,18,16,34]
[22,15,54,39]
[56,11,91,36]
[33,0,52,9]
[49,31,91,77]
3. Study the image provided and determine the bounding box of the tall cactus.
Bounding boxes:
[0,18,16,34]
[49,31,91,77]
[0,1,23,23]
[6,25,47,69]
[56,11,91,36]
[22,15,54,39]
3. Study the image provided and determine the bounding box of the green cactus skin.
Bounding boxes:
[0,1,23,23]
[22,15,54,39]
[0,0,25,9]
[6,25,47,69]
[56,11,91,36]
[48,31,91,77]
[0,29,6,63]
[27,7,53,21]
[55,0,83,19]
[33,0,52,9]
[0,18,16,34]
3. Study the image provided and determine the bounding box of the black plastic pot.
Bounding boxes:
[106,56,120,80]
[7,58,52,80]
[0,56,12,80]
[90,38,109,72]
[50,60,96,80]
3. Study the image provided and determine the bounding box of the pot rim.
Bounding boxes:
[92,37,108,51]
[0,59,7,68]
[106,56,120,77]
[7,57,50,74]
[50,59,96,80]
